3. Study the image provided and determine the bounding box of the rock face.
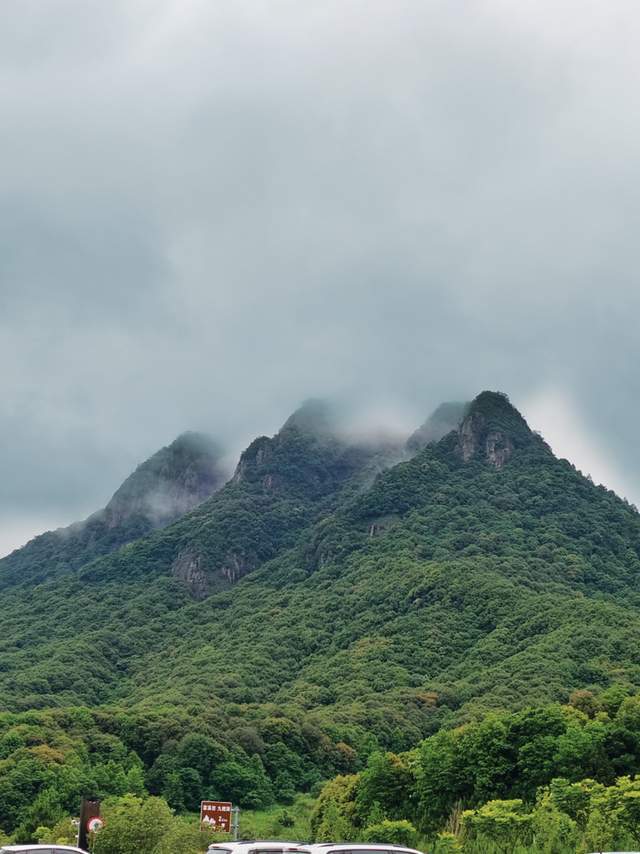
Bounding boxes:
[458,415,514,468]
[485,431,515,468]
[231,436,273,485]
[171,550,210,600]
[455,391,533,468]
[171,546,254,596]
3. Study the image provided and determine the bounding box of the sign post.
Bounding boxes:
[231,805,240,841]
[200,800,233,834]
[77,798,102,851]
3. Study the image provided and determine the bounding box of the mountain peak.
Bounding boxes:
[279,398,335,436]
[456,390,533,467]
[106,431,225,527]
[407,401,469,453]
[0,430,228,590]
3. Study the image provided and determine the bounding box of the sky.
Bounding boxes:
[2,0,640,557]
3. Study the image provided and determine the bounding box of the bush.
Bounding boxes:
[362,819,417,847]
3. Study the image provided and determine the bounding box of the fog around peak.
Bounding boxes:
[2,0,639,554]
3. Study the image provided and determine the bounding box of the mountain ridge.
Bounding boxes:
[78,399,397,595]
[0,431,228,590]
[0,390,639,827]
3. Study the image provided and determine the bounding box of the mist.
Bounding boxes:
[2,0,640,555]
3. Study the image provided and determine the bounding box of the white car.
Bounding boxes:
[303,845,423,854]
[208,842,308,854]
[0,846,88,854]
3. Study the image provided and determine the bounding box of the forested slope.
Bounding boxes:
[0,399,397,709]
[1,390,640,834]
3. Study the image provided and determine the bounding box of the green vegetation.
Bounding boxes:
[313,693,640,851]
[235,793,314,840]
[35,794,220,854]
[2,391,640,844]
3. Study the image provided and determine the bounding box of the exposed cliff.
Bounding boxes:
[455,390,537,467]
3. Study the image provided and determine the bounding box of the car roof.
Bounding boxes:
[208,844,304,851]
[1,848,87,853]
[306,846,420,853]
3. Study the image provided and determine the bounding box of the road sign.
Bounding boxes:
[78,798,101,851]
[200,800,233,832]
[86,817,104,833]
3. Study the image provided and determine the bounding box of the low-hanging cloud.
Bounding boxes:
[2,0,640,555]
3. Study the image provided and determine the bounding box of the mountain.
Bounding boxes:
[1,390,640,833]
[406,400,469,452]
[105,431,226,528]
[0,431,227,589]
[75,398,392,597]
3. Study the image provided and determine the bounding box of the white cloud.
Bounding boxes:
[2,0,640,549]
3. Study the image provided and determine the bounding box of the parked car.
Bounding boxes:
[303,844,423,854]
[207,841,308,854]
[0,846,88,854]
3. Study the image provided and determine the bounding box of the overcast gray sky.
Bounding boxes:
[2,0,640,556]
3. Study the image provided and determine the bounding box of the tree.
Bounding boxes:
[416,729,468,832]
[23,787,66,833]
[583,775,640,851]
[125,765,146,797]
[355,752,414,823]
[530,792,579,853]
[310,775,359,840]
[93,795,175,854]
[461,799,532,853]
[315,802,353,843]
[211,755,273,810]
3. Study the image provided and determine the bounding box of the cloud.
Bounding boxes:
[521,387,638,507]
[2,0,640,553]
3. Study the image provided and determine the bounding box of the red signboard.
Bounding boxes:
[200,800,233,832]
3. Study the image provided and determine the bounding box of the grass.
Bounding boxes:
[184,795,316,845]
[238,795,315,842]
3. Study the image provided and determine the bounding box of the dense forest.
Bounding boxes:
[313,689,640,850]
[2,390,640,851]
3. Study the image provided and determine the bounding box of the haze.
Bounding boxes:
[2,0,639,556]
